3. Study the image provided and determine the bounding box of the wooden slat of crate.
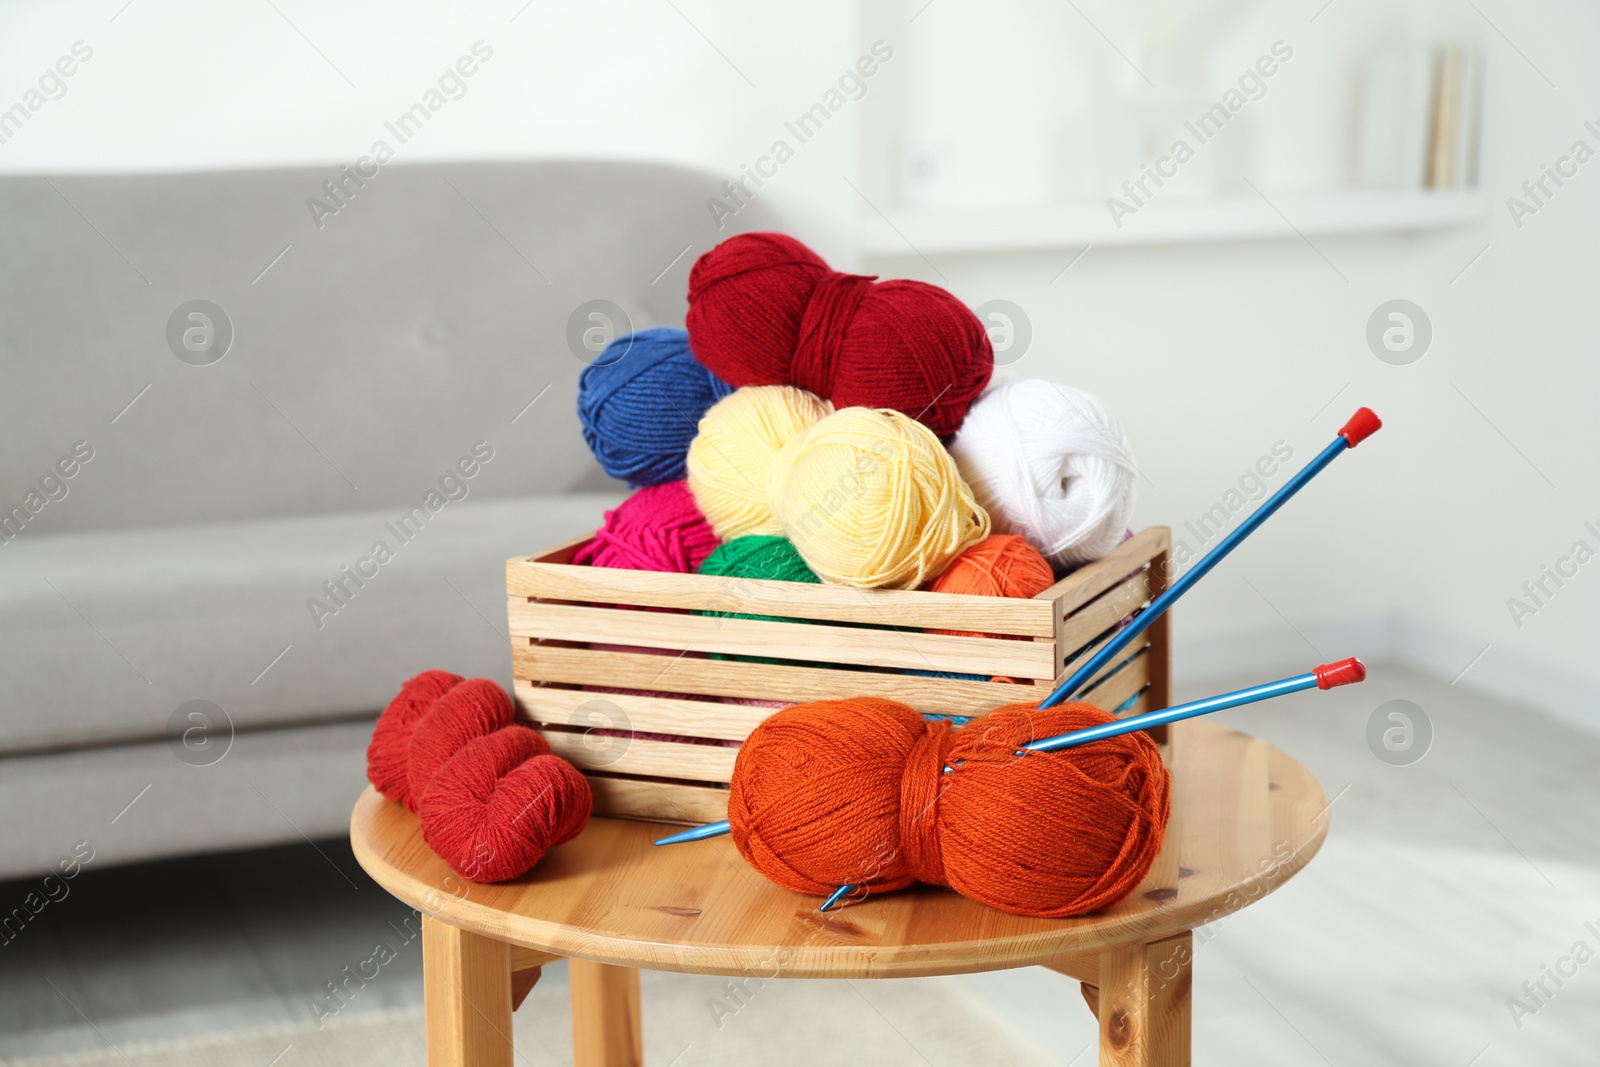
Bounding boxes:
[540,731,739,780]
[507,557,1055,638]
[524,652,1145,747]
[515,684,766,742]
[584,776,730,825]
[1055,559,1167,682]
[525,531,592,565]
[1036,527,1170,616]
[507,601,1058,680]
[1051,629,1152,696]
[1058,570,1151,654]
[1078,648,1149,714]
[1143,542,1174,715]
[512,645,1042,717]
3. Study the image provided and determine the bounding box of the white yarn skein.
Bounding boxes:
[948,379,1137,568]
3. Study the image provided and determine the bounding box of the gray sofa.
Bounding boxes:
[0,161,780,880]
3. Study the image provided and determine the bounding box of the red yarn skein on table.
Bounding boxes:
[685,233,994,436]
[367,672,591,882]
[365,668,461,813]
[726,698,1170,918]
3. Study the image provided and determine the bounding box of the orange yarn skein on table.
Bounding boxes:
[726,698,1170,918]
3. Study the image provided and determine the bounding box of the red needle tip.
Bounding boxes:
[1338,408,1382,447]
[1314,657,1367,689]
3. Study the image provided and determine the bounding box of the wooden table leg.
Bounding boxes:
[570,959,643,1067]
[423,916,514,1067]
[511,966,543,1012]
[1096,931,1192,1067]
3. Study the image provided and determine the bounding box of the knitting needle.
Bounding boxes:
[815,656,1368,911]
[1022,656,1363,752]
[1038,407,1380,710]
[661,412,1381,851]
[654,657,1368,852]
[816,411,1384,908]
[653,818,736,845]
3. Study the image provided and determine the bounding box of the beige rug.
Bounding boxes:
[5,968,1055,1067]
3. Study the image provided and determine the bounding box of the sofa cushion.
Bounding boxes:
[0,493,619,754]
[0,719,372,881]
[0,161,782,535]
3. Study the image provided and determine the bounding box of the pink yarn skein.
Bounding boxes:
[575,480,719,573]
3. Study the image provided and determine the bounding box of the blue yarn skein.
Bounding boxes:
[578,327,733,487]
[908,669,990,682]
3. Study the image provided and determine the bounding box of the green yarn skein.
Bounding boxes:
[695,536,983,682]
[697,535,822,665]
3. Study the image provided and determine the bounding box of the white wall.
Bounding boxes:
[5,0,1596,725]
[861,0,1600,728]
[0,0,861,257]
[1399,0,1600,723]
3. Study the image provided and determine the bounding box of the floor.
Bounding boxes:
[1,664,1597,1066]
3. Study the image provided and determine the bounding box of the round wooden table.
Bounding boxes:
[351,720,1328,1067]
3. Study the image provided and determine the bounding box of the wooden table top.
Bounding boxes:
[350,720,1329,979]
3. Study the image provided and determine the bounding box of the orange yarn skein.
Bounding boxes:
[924,534,1056,638]
[726,698,1170,918]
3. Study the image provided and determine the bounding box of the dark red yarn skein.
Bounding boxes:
[685,233,994,436]
[367,672,591,882]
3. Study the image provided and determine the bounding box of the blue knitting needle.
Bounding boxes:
[815,656,1368,911]
[812,411,1384,907]
[657,408,1381,852]
[663,411,1382,863]
[1038,407,1380,710]
[653,657,1368,854]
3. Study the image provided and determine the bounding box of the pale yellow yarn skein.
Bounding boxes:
[768,407,990,589]
[687,385,832,540]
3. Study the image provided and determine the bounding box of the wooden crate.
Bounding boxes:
[506,526,1172,825]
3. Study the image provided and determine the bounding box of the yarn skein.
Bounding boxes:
[405,678,516,806]
[686,233,993,436]
[367,673,591,882]
[924,534,1056,638]
[770,406,990,589]
[574,480,720,574]
[365,669,462,813]
[420,725,588,881]
[726,698,1169,917]
[578,327,734,487]
[687,385,832,541]
[949,380,1138,568]
[698,535,821,598]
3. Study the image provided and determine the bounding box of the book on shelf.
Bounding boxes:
[1357,42,1483,192]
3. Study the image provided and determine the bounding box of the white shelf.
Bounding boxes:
[858,190,1488,256]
